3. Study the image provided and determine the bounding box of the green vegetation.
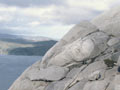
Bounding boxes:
[104,59,116,68]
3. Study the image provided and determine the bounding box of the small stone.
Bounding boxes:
[88,70,101,81]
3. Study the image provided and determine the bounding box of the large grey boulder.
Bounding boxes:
[47,31,109,67]
[40,21,98,68]
[27,66,69,81]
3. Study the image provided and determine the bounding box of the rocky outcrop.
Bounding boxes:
[92,6,120,37]
[9,7,120,90]
[27,66,69,81]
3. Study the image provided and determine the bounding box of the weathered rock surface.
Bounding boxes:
[92,6,120,37]
[107,37,119,46]
[9,6,120,90]
[40,21,98,68]
[47,31,109,67]
[27,66,69,81]
[83,79,109,90]
[117,56,120,65]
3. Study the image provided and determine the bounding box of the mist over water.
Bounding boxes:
[0,55,42,90]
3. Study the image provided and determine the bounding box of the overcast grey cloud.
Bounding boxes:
[0,0,119,39]
[0,0,65,7]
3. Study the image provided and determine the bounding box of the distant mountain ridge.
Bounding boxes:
[0,33,55,42]
[0,33,57,56]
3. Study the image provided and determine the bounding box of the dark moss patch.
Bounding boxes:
[104,59,116,68]
[114,49,118,53]
[109,34,115,37]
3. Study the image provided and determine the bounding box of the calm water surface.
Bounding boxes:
[0,55,42,90]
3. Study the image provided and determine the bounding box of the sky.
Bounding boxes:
[0,0,120,39]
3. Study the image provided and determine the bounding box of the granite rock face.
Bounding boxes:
[92,6,120,37]
[9,7,120,90]
[27,66,69,81]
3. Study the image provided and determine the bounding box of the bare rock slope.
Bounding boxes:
[9,7,120,90]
